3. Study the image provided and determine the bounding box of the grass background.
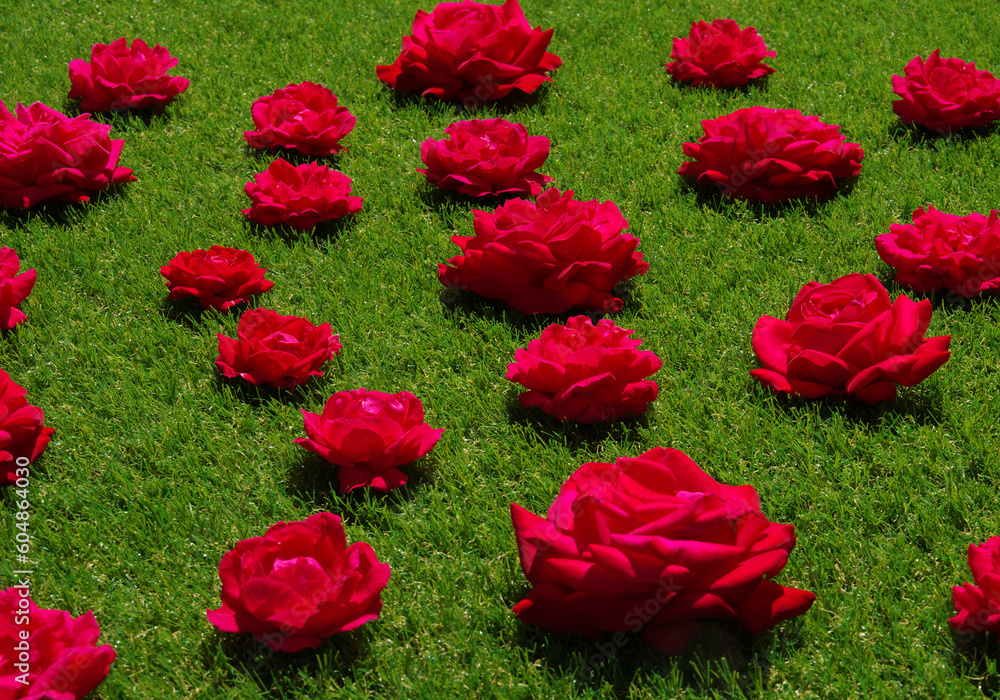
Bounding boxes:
[2,0,1000,697]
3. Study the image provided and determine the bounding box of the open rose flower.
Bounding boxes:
[377,0,562,105]
[160,246,274,311]
[439,187,648,314]
[295,388,444,492]
[206,512,391,652]
[68,37,190,112]
[892,50,1000,133]
[243,158,363,230]
[244,82,356,156]
[666,19,776,88]
[751,273,951,403]
[950,536,1000,635]
[0,100,135,209]
[678,106,864,203]
[0,587,116,699]
[419,118,551,197]
[511,447,816,654]
[875,206,1000,298]
[215,308,341,389]
[506,316,662,423]
[0,247,36,330]
[1,370,55,486]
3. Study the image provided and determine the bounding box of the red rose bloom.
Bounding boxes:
[438,187,648,314]
[0,100,135,209]
[892,50,1000,133]
[244,82,356,156]
[215,308,341,389]
[376,0,562,105]
[751,273,951,404]
[419,118,552,197]
[506,316,662,423]
[243,158,363,230]
[68,37,190,112]
[295,388,444,493]
[160,246,274,311]
[0,587,116,699]
[206,512,391,653]
[666,19,776,88]
[678,106,864,203]
[511,447,815,654]
[875,206,1000,298]
[0,247,36,330]
[1,370,55,486]
[951,536,1000,635]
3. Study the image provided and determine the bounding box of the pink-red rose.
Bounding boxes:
[875,206,1000,298]
[0,100,135,209]
[511,447,816,654]
[751,273,951,403]
[892,50,1000,133]
[950,536,1000,635]
[1,370,55,486]
[665,19,776,88]
[419,118,552,197]
[376,0,562,104]
[295,388,444,493]
[678,106,864,203]
[0,587,116,700]
[244,82,356,156]
[215,308,341,389]
[438,187,648,314]
[160,246,274,311]
[68,37,190,112]
[206,512,391,652]
[506,316,662,423]
[243,158,363,230]
[0,247,36,330]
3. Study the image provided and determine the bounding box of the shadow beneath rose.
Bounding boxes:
[245,217,356,249]
[0,193,127,228]
[505,387,650,450]
[213,372,319,408]
[383,83,549,117]
[878,271,1000,313]
[949,628,1000,697]
[243,144,345,168]
[889,120,999,147]
[73,104,173,131]
[678,177,857,219]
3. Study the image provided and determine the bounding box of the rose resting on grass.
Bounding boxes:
[0,247,36,330]
[1,370,55,486]
[160,246,274,311]
[68,37,189,112]
[666,19,775,88]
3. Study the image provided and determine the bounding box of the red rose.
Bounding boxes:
[506,316,662,423]
[1,370,55,486]
[68,37,190,112]
[376,0,562,105]
[438,187,648,314]
[0,587,116,699]
[244,82,356,156]
[678,106,864,203]
[950,536,1000,634]
[892,50,1000,133]
[160,246,274,311]
[751,273,951,404]
[0,247,36,330]
[511,447,815,654]
[0,100,135,209]
[206,512,391,652]
[215,308,341,389]
[665,19,776,88]
[243,158,363,230]
[295,388,444,493]
[875,206,1000,298]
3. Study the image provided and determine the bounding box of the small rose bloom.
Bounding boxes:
[68,37,190,112]
[666,19,776,88]
[511,447,816,654]
[1,369,55,486]
[506,316,662,423]
[244,82,356,156]
[215,308,341,389]
[438,187,648,314]
[0,100,135,209]
[243,158,363,231]
[0,587,116,698]
[892,50,1000,133]
[951,536,1000,634]
[160,246,274,311]
[295,388,444,493]
[0,247,37,330]
[751,273,951,404]
[206,512,391,652]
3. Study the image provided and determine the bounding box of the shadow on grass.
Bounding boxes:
[876,272,1000,313]
[245,216,357,249]
[506,388,649,451]
[889,120,999,148]
[0,184,131,227]
[672,73,772,95]
[243,143,347,168]
[949,630,1000,697]
[383,83,550,117]
[214,373,319,408]
[679,177,857,219]
[73,104,173,131]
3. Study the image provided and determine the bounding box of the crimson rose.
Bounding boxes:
[161,246,274,311]
[0,247,36,330]
[68,37,190,112]
[950,536,1000,635]
[243,158,363,230]
[1,370,55,486]
[666,19,775,88]
[892,50,1000,133]
[244,82,356,156]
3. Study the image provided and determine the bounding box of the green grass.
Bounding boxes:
[2,0,1000,697]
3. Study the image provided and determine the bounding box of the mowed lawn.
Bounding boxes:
[2,0,1000,697]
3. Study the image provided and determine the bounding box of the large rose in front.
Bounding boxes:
[892,50,1000,133]
[950,536,1000,635]
[511,447,815,654]
[377,0,562,104]
[161,246,274,311]
[438,188,648,314]
[68,37,190,112]
[665,19,775,88]
[678,106,864,203]
[751,273,951,403]
[1,370,55,486]
[0,247,36,330]
[243,158,363,230]
[244,82,356,156]
[0,587,116,699]
[0,100,135,209]
[206,512,391,652]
